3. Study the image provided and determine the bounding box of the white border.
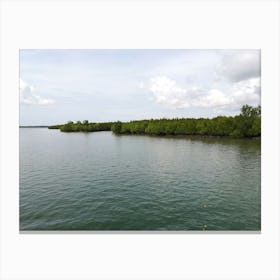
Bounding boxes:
[1,1,280,279]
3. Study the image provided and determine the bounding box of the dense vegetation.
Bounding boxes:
[48,105,261,138]
[49,120,113,132]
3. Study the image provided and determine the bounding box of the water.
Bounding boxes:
[20,128,261,231]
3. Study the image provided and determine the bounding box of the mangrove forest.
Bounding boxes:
[48,105,261,138]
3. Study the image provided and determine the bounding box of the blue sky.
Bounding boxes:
[20,49,260,125]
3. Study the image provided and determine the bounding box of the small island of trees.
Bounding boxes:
[48,105,261,138]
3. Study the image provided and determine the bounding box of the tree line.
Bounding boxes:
[48,105,261,138]
[49,120,113,132]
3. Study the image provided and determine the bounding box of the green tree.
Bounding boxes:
[53,104,261,138]
[111,121,122,134]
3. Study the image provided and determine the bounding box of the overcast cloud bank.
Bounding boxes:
[20,49,260,125]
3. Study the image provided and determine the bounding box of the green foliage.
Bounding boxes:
[241,105,261,118]
[110,105,261,138]
[48,125,62,129]
[59,121,113,132]
[111,121,122,134]
[48,105,261,138]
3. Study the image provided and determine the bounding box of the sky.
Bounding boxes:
[20,49,261,125]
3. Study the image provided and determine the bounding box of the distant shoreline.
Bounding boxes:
[20,126,49,128]
[21,105,261,139]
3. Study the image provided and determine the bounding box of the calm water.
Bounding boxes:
[20,128,261,231]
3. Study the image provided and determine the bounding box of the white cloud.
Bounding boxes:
[150,76,189,108]
[150,76,230,109]
[194,89,232,108]
[149,76,260,111]
[230,77,260,106]
[20,79,55,105]
[216,50,260,82]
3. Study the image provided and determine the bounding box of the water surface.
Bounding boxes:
[20,128,261,231]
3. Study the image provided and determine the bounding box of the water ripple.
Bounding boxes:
[20,129,261,231]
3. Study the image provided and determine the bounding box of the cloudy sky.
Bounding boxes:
[20,49,260,125]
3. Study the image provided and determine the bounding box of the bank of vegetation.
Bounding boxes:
[48,121,113,132]
[48,105,261,138]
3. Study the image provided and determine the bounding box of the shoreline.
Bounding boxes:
[20,126,261,140]
[20,126,49,128]
[113,133,261,140]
